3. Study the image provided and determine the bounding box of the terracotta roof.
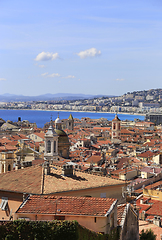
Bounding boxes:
[86,155,101,164]
[146,200,162,217]
[44,166,124,194]
[144,181,162,190]
[32,132,45,139]
[0,164,125,195]
[16,195,117,216]
[138,151,155,158]
[0,165,43,194]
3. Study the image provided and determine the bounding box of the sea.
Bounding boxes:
[0,109,145,128]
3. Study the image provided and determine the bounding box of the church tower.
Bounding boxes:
[55,114,62,130]
[44,120,59,163]
[67,114,74,130]
[111,113,121,141]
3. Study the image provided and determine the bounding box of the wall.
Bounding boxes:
[15,213,108,234]
[120,170,137,181]
[143,188,162,200]
[51,184,125,200]
[120,205,139,240]
[0,191,24,221]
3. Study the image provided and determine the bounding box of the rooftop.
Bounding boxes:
[16,195,117,216]
[0,164,124,195]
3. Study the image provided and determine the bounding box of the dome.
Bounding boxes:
[55,117,61,124]
[55,129,69,144]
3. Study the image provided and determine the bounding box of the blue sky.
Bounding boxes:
[0,0,162,96]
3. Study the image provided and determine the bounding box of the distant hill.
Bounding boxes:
[0,93,115,102]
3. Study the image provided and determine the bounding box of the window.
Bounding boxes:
[47,140,51,153]
[94,217,96,223]
[54,141,56,153]
[113,123,116,130]
[0,197,8,211]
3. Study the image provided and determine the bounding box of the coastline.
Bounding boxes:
[0,108,146,117]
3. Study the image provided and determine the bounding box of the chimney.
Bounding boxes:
[44,161,50,175]
[140,199,143,204]
[62,164,73,176]
[153,216,161,227]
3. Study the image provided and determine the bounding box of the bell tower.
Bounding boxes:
[67,114,74,130]
[44,120,59,163]
[55,114,62,130]
[111,113,121,141]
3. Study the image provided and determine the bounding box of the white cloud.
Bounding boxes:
[77,48,101,59]
[35,52,59,61]
[48,73,61,78]
[41,73,60,78]
[41,72,48,77]
[115,78,125,81]
[62,75,75,79]
[0,78,6,81]
[42,73,76,79]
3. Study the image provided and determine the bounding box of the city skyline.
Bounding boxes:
[1,0,162,96]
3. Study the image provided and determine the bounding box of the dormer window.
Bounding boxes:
[0,197,8,211]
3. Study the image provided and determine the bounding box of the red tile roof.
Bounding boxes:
[16,195,117,216]
[146,200,162,217]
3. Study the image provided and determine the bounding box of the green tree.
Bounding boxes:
[139,229,156,240]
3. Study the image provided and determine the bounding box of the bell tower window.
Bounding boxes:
[47,140,51,153]
[54,141,56,153]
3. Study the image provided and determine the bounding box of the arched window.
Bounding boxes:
[54,141,56,153]
[47,140,51,153]
[113,123,116,130]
